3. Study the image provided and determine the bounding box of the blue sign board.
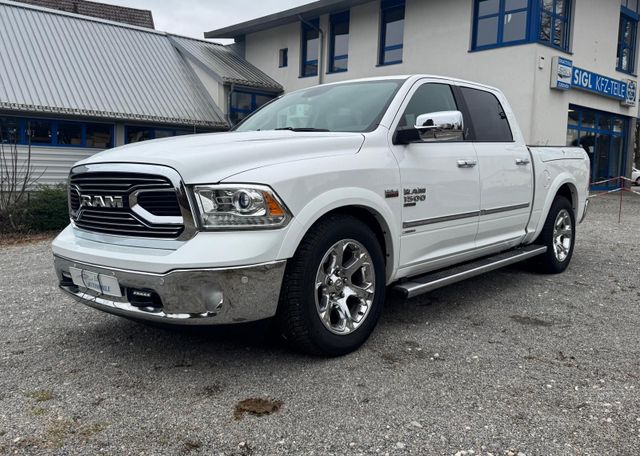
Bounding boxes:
[571,67,627,101]
[550,56,637,106]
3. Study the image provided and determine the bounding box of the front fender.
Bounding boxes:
[277,187,401,284]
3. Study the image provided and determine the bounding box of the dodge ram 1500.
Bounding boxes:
[53,75,590,355]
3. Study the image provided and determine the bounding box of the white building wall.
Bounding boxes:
[243,0,639,147]
[11,145,100,186]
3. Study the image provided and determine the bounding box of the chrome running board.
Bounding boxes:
[393,245,547,299]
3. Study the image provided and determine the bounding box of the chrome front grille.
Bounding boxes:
[69,166,191,239]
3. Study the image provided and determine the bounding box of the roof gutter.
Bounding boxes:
[298,15,325,85]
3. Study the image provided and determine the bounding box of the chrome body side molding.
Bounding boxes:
[403,203,531,229]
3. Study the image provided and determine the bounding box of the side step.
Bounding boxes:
[393,245,547,299]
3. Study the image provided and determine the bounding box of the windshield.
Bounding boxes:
[233,80,404,133]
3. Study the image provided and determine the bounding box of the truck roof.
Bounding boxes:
[294,74,501,94]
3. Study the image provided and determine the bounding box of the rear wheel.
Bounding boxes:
[277,215,386,356]
[533,196,575,274]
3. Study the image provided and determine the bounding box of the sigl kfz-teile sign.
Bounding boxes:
[551,56,637,107]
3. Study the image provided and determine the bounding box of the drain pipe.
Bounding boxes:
[298,15,325,85]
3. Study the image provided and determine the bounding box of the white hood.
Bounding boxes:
[78,130,366,183]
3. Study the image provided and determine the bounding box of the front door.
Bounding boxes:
[389,80,481,275]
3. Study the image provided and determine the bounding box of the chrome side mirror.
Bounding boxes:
[415,110,464,142]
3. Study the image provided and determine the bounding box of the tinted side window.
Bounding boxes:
[399,83,457,127]
[460,87,513,141]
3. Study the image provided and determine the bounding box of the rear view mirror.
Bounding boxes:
[393,110,464,145]
[415,110,464,142]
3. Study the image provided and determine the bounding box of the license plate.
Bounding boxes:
[69,267,122,297]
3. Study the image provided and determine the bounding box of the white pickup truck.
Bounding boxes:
[53,75,589,356]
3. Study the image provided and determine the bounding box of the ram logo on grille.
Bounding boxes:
[80,195,124,209]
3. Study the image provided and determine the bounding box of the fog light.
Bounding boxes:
[127,288,162,308]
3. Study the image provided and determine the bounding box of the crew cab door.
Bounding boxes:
[389,80,481,275]
[455,85,534,248]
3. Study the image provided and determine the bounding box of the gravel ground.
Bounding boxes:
[1,194,639,456]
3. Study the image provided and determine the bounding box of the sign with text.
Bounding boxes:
[549,57,637,107]
[550,56,573,90]
[572,67,627,101]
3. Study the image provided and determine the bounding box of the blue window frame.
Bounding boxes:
[279,48,288,68]
[379,0,405,65]
[538,0,572,50]
[229,89,277,125]
[566,105,628,188]
[300,19,320,77]
[329,11,350,73]
[617,4,639,74]
[621,0,640,14]
[125,125,193,144]
[472,0,572,52]
[0,115,114,148]
[473,0,531,50]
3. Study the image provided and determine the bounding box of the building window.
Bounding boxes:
[28,120,53,145]
[229,89,277,125]
[57,122,83,146]
[0,117,19,144]
[125,126,192,144]
[379,0,405,65]
[617,2,639,74]
[538,0,572,50]
[473,0,530,49]
[300,19,320,77]
[472,0,572,51]
[86,123,113,148]
[329,11,350,73]
[0,116,113,148]
[279,48,288,68]
[567,105,628,187]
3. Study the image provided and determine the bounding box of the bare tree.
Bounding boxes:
[0,121,43,231]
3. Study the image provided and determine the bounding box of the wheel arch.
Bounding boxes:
[529,175,579,242]
[277,191,400,283]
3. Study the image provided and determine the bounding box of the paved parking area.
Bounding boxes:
[1,194,639,456]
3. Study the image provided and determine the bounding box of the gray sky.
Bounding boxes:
[105,0,313,42]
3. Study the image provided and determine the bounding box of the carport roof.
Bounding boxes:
[204,0,372,39]
[170,35,283,92]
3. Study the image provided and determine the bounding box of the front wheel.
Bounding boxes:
[277,214,386,356]
[532,196,576,274]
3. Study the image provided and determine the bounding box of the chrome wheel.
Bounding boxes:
[315,239,375,335]
[552,209,572,262]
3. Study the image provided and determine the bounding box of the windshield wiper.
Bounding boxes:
[275,127,330,132]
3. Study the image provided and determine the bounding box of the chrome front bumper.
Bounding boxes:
[53,255,286,325]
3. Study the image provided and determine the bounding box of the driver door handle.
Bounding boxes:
[515,158,531,165]
[457,159,477,168]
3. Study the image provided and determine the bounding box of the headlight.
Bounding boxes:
[192,184,291,230]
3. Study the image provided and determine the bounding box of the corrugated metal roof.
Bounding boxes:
[170,35,283,92]
[0,1,227,128]
[15,0,155,29]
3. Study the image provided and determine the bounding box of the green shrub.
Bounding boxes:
[23,185,69,232]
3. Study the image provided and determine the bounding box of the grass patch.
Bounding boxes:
[25,390,55,402]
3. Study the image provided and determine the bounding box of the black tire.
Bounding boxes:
[532,196,576,274]
[277,214,386,356]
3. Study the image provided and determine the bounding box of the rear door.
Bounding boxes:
[457,85,533,247]
[389,79,481,275]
